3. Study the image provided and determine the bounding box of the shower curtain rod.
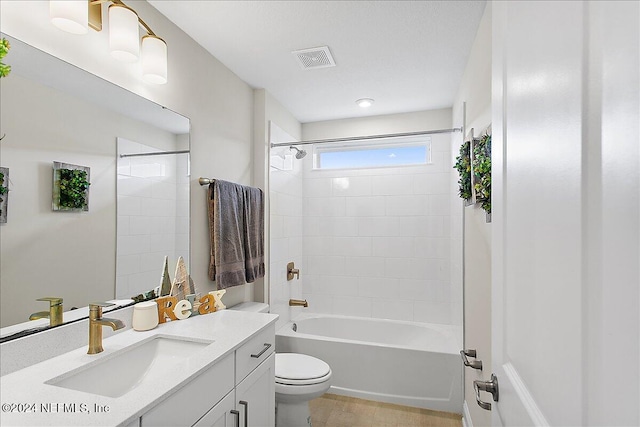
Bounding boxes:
[119,149,190,158]
[269,127,462,148]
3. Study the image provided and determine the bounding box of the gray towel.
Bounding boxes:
[242,185,265,283]
[208,180,265,289]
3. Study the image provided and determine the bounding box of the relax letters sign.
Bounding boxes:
[156,290,226,323]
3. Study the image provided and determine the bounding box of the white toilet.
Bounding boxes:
[229,302,332,427]
[275,353,332,427]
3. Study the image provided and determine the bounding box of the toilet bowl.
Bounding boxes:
[275,353,332,427]
[228,302,332,427]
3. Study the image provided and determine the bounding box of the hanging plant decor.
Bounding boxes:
[0,167,8,223]
[52,162,90,211]
[0,38,11,78]
[473,134,492,214]
[454,140,472,203]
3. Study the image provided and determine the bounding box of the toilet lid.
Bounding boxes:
[275,353,331,382]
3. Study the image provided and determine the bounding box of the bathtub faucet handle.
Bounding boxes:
[287,262,300,281]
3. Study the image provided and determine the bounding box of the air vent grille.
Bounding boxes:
[292,46,336,69]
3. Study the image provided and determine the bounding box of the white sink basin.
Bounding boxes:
[47,335,212,398]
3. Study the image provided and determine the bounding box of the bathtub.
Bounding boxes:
[275,313,463,414]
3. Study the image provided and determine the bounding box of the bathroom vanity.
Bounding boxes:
[0,309,277,427]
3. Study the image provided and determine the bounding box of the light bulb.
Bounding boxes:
[356,98,374,108]
[50,0,88,35]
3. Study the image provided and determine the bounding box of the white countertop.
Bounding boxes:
[0,309,278,427]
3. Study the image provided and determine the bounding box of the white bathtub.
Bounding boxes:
[275,313,463,414]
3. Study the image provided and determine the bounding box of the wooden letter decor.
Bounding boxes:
[157,296,178,324]
[198,294,215,315]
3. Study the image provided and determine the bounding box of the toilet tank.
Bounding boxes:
[228,302,270,313]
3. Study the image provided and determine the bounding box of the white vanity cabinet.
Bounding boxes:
[139,324,275,427]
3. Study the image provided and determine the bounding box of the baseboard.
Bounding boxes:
[462,401,473,427]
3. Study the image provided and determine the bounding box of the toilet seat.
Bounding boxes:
[275,353,332,386]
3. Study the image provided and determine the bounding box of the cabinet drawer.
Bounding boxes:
[141,353,235,427]
[235,324,275,383]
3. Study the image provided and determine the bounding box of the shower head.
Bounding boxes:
[289,146,307,159]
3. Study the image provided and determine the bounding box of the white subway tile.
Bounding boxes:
[413,173,451,195]
[357,277,398,298]
[332,176,372,197]
[413,301,451,324]
[288,237,303,259]
[117,235,149,256]
[305,197,345,217]
[304,177,332,197]
[320,217,359,236]
[117,216,130,236]
[357,217,400,237]
[371,175,414,195]
[345,196,386,217]
[117,195,141,216]
[303,293,333,314]
[117,254,141,276]
[333,297,371,317]
[129,216,152,235]
[372,236,414,258]
[345,256,385,277]
[332,237,372,256]
[270,215,284,239]
[385,257,438,280]
[428,194,451,215]
[270,238,289,263]
[371,299,414,321]
[385,195,428,216]
[304,236,333,256]
[306,256,346,276]
[414,237,450,259]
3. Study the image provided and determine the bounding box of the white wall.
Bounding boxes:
[116,138,189,299]
[300,109,462,324]
[450,2,492,426]
[0,74,175,327]
[0,1,255,309]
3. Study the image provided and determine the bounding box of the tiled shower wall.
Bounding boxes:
[301,133,455,324]
[116,138,189,299]
[269,146,304,330]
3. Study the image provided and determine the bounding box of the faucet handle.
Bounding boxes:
[37,297,63,306]
[89,302,115,309]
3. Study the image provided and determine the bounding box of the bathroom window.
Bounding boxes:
[313,135,431,170]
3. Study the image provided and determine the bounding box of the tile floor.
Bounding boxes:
[309,394,462,427]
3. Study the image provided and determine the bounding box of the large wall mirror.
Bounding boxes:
[0,35,190,337]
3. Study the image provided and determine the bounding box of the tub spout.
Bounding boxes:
[289,299,308,308]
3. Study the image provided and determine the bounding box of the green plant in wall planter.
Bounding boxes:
[53,162,90,211]
[0,38,11,78]
[0,168,8,223]
[454,140,472,203]
[473,134,492,214]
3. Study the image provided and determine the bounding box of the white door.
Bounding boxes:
[490,1,639,426]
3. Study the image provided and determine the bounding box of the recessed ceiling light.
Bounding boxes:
[356,98,374,108]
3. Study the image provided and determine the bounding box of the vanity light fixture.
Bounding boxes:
[49,0,168,84]
[356,98,374,108]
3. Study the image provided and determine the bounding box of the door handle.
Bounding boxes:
[473,374,499,411]
[231,409,240,427]
[460,349,483,370]
[239,400,248,427]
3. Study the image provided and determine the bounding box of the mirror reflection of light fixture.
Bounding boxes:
[49,0,168,84]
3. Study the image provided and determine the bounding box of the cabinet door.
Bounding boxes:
[236,353,275,427]
[193,391,237,427]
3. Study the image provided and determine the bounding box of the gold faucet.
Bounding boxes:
[289,299,308,307]
[88,302,125,355]
[287,262,300,281]
[29,297,63,326]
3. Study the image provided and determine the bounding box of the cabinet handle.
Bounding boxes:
[460,349,483,370]
[239,400,248,427]
[231,410,240,427]
[250,343,271,358]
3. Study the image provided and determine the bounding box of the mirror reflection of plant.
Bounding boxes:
[0,38,11,78]
[59,168,90,209]
[473,134,491,214]
[0,172,7,215]
[454,140,472,201]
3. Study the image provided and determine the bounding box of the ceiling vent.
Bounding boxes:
[292,46,336,69]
